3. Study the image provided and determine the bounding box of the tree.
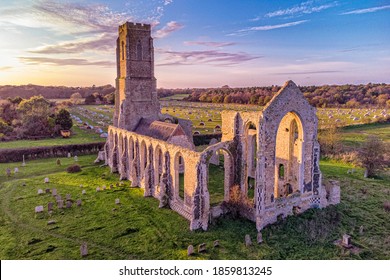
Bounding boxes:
[356,135,390,178]
[84,94,96,104]
[318,124,342,155]
[55,109,73,130]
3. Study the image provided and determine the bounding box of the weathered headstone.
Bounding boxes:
[35,206,44,213]
[52,188,57,196]
[56,195,62,202]
[57,200,64,209]
[66,194,71,200]
[74,155,78,162]
[56,158,61,166]
[213,240,220,247]
[198,243,206,253]
[66,201,72,208]
[37,189,44,195]
[82,190,86,195]
[359,226,364,235]
[115,198,120,205]
[67,152,71,158]
[45,188,51,194]
[48,202,54,211]
[22,155,26,166]
[76,199,82,207]
[14,167,19,174]
[96,187,100,192]
[80,242,88,257]
[44,177,49,183]
[80,184,83,188]
[342,234,352,248]
[47,220,56,225]
[245,234,252,247]
[257,232,263,244]
[6,168,11,177]
[187,245,194,256]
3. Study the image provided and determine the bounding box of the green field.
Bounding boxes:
[0,155,389,260]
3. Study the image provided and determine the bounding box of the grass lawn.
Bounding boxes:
[340,122,390,147]
[0,155,389,260]
[0,126,104,150]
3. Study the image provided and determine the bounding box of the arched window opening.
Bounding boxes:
[279,164,285,179]
[121,41,125,60]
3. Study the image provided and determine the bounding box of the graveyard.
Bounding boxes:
[0,154,389,260]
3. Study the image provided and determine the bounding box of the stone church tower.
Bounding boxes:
[113,22,160,130]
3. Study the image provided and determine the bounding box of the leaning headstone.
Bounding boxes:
[45,188,51,194]
[66,194,71,200]
[213,240,220,247]
[96,187,100,192]
[245,234,252,247]
[57,200,64,209]
[44,177,49,183]
[257,232,263,244]
[52,188,57,196]
[56,195,62,202]
[66,201,72,208]
[187,245,194,256]
[35,206,44,213]
[359,226,364,235]
[80,242,88,257]
[342,234,352,248]
[76,199,82,207]
[115,198,120,205]
[82,190,86,195]
[37,189,44,195]
[198,243,206,253]
[48,202,54,212]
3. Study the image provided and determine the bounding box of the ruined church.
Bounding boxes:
[104,22,340,231]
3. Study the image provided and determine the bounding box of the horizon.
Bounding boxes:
[0,0,389,88]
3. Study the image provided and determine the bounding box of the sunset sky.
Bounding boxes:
[0,0,389,88]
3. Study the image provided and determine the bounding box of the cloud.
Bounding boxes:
[264,1,338,18]
[164,0,173,5]
[29,33,115,54]
[183,41,236,48]
[274,70,342,75]
[0,66,12,71]
[19,57,115,67]
[157,49,261,66]
[341,5,390,15]
[232,20,309,35]
[153,21,184,38]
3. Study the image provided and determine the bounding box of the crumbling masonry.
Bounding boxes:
[104,22,340,231]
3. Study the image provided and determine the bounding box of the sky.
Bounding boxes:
[0,0,389,88]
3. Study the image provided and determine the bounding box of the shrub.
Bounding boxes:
[67,164,81,173]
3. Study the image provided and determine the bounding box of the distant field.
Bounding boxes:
[0,155,389,259]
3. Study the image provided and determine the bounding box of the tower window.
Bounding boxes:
[136,40,142,60]
[278,164,285,179]
[121,41,125,60]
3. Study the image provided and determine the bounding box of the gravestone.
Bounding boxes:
[45,188,51,194]
[66,201,72,208]
[245,234,252,247]
[44,177,49,183]
[80,242,88,257]
[257,232,263,244]
[14,167,19,174]
[110,184,114,189]
[35,206,44,213]
[48,202,54,212]
[342,234,352,248]
[6,168,11,177]
[56,158,61,166]
[57,200,64,209]
[52,188,57,196]
[67,152,71,158]
[37,189,44,195]
[187,245,194,256]
[213,240,220,247]
[115,198,120,205]
[359,226,364,235]
[82,190,86,195]
[80,184,83,188]
[56,195,62,202]
[74,156,78,162]
[66,194,71,200]
[96,187,100,192]
[198,243,206,253]
[102,186,106,191]
[47,220,56,225]
[76,199,82,207]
